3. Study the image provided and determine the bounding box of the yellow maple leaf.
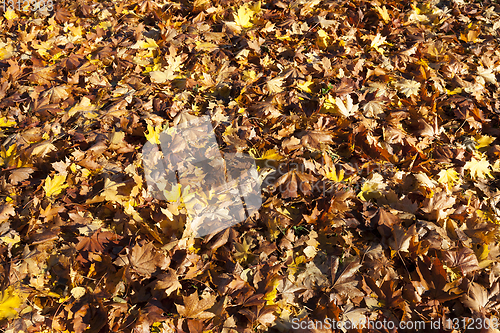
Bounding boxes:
[1,234,20,246]
[4,9,18,21]
[234,3,258,28]
[493,159,500,172]
[100,21,113,30]
[297,80,314,93]
[0,286,22,320]
[446,87,462,95]
[164,183,183,203]
[44,174,69,197]
[145,123,162,144]
[0,42,15,60]
[321,95,337,113]
[67,24,84,38]
[464,155,493,180]
[370,33,389,55]
[134,38,159,50]
[0,144,19,168]
[0,117,16,127]
[242,69,258,82]
[317,29,329,48]
[375,5,390,23]
[437,168,460,189]
[234,237,254,263]
[475,135,495,150]
[324,164,346,182]
[358,173,385,201]
[250,148,284,161]
[263,278,280,305]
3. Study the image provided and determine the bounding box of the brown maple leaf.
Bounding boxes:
[461,281,498,315]
[298,130,333,151]
[443,247,480,275]
[275,169,317,198]
[330,256,363,297]
[365,277,407,311]
[0,204,15,223]
[364,243,394,280]
[76,229,121,253]
[114,241,158,278]
[421,191,456,221]
[416,256,462,302]
[148,268,182,298]
[175,291,216,319]
[28,66,57,86]
[54,5,72,23]
[388,224,417,254]
[370,207,401,238]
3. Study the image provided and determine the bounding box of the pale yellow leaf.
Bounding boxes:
[149,70,175,84]
[437,168,460,189]
[477,66,497,85]
[395,79,421,97]
[267,76,284,93]
[464,155,493,180]
[133,38,159,50]
[70,287,86,300]
[195,42,218,52]
[68,97,96,117]
[375,5,390,23]
[370,33,388,55]
[31,141,57,158]
[303,245,317,258]
[358,173,385,201]
[334,94,358,117]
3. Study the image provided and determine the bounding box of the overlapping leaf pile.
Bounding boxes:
[1,0,500,332]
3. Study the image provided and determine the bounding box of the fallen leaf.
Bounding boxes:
[175,291,216,319]
[43,173,69,197]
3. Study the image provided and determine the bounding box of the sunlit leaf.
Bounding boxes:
[464,155,493,180]
[395,79,421,97]
[0,286,22,320]
[44,173,69,197]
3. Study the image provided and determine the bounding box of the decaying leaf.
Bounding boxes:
[175,291,216,319]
